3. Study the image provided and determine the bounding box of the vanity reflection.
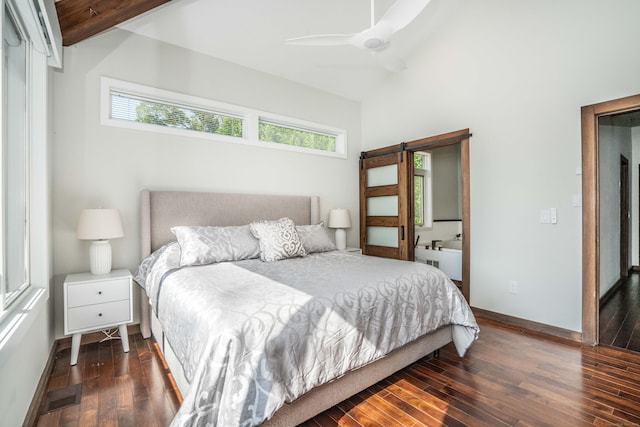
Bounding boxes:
[414,143,463,282]
[414,143,462,226]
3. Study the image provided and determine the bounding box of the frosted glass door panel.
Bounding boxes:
[367,165,397,187]
[367,196,398,216]
[367,227,399,248]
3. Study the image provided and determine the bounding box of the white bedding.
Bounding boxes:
[136,245,479,426]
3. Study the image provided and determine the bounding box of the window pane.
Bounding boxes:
[111,92,244,138]
[367,227,399,248]
[414,175,424,225]
[367,196,398,216]
[3,7,29,306]
[367,164,398,187]
[258,120,336,152]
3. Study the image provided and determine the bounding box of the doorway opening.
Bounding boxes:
[359,129,471,301]
[581,94,640,346]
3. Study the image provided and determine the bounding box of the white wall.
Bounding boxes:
[362,0,640,332]
[599,125,632,297]
[52,29,361,338]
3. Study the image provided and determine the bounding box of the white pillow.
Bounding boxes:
[171,225,260,266]
[296,222,336,254]
[250,217,307,262]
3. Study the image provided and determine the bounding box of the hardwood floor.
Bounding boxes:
[33,318,640,426]
[34,333,181,427]
[600,272,640,352]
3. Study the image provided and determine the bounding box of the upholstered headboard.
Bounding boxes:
[138,189,321,337]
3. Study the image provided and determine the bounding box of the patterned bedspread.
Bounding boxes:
[137,244,479,426]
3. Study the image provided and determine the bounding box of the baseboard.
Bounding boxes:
[472,307,582,343]
[600,276,626,307]
[22,340,58,427]
[23,323,141,426]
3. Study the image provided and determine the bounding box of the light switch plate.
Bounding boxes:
[540,209,551,224]
[572,194,582,207]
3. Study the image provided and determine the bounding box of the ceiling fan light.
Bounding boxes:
[364,37,384,49]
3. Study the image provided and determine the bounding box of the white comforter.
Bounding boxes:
[137,245,479,426]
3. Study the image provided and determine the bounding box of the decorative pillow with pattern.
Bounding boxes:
[171,225,261,266]
[296,222,336,254]
[250,217,307,262]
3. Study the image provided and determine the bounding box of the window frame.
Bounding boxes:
[101,77,348,159]
[1,1,30,312]
[414,152,433,229]
[0,0,54,340]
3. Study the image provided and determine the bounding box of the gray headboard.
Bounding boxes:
[138,189,321,337]
[140,189,321,257]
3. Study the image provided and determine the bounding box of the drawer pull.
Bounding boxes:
[98,313,102,317]
[98,291,102,295]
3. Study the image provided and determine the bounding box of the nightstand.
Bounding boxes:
[63,269,133,365]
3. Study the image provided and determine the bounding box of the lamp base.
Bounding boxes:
[89,240,112,275]
[334,228,347,250]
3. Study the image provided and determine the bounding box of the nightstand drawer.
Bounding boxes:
[67,299,131,333]
[67,277,130,308]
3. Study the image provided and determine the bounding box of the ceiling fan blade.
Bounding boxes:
[372,49,407,73]
[286,34,355,46]
[378,0,432,33]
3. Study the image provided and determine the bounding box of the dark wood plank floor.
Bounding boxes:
[34,333,181,427]
[33,318,640,426]
[600,272,640,352]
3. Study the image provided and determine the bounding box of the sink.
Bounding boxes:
[441,240,462,250]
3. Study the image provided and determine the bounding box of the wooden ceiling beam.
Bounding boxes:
[55,0,171,46]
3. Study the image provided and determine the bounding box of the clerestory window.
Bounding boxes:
[102,77,347,159]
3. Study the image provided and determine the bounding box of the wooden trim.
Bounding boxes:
[620,155,630,279]
[55,0,171,46]
[366,216,399,227]
[581,104,598,345]
[398,151,411,260]
[473,307,582,343]
[581,93,640,346]
[365,185,398,197]
[460,135,471,302]
[364,245,401,258]
[404,129,471,150]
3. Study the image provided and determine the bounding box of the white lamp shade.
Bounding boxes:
[76,209,124,240]
[328,208,352,229]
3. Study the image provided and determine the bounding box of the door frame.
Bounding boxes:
[581,93,640,345]
[404,129,471,301]
[620,155,629,280]
[360,129,471,301]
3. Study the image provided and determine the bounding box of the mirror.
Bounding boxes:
[431,144,462,221]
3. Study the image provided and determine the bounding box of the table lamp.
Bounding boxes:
[328,208,351,250]
[76,208,124,275]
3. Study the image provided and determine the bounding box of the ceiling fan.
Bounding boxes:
[286,0,432,72]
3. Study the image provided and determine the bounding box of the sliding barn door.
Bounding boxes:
[359,150,413,260]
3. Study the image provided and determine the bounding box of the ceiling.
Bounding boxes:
[599,110,640,128]
[61,0,451,101]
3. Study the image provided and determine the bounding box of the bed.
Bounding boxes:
[135,189,479,426]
